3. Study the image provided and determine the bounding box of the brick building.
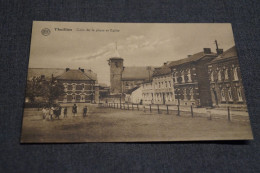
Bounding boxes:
[169,48,217,107]
[208,46,247,109]
[57,68,99,103]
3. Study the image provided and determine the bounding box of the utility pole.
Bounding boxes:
[215,40,219,50]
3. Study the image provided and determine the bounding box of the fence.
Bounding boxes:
[100,102,237,122]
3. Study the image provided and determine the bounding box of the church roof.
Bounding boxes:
[57,69,96,81]
[122,66,155,81]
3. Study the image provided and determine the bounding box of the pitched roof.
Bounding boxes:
[57,69,96,81]
[122,66,155,81]
[152,65,171,77]
[27,68,65,80]
[209,46,237,63]
[168,51,217,67]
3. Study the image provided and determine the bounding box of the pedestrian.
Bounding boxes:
[72,104,77,117]
[42,106,46,119]
[50,106,55,120]
[83,106,88,118]
[63,107,67,118]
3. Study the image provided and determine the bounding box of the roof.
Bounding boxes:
[57,69,96,81]
[126,86,139,94]
[122,66,155,81]
[209,46,237,64]
[168,51,217,67]
[152,65,172,77]
[27,68,65,80]
[27,68,97,81]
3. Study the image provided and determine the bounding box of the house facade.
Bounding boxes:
[169,48,217,107]
[57,68,99,103]
[152,64,175,105]
[208,46,247,109]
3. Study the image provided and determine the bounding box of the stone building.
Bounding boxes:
[208,46,247,109]
[169,48,217,107]
[152,63,175,105]
[56,68,99,103]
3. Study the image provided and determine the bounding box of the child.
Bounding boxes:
[83,106,88,118]
[63,107,67,118]
[72,104,77,117]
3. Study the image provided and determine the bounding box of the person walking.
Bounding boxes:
[50,106,55,120]
[63,107,67,118]
[83,106,88,118]
[42,107,46,119]
[72,104,77,117]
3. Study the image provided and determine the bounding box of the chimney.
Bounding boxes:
[203,48,211,54]
[66,68,70,72]
[187,55,192,58]
[216,48,223,55]
[80,68,85,73]
[164,62,167,66]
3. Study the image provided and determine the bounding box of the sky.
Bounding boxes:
[29,22,236,85]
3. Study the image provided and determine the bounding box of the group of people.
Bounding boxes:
[42,104,88,121]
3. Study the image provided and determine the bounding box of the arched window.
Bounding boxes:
[211,72,214,82]
[233,67,239,81]
[225,69,229,80]
[237,87,243,101]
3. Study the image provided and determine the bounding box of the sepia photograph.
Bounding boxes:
[21,21,253,142]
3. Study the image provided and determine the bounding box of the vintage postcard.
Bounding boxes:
[21,21,253,142]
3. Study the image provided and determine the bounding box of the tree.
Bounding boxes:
[25,75,64,105]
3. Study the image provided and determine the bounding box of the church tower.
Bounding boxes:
[108,45,124,95]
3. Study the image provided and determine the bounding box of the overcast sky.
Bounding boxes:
[29,22,235,85]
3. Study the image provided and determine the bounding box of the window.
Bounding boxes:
[72,94,76,100]
[169,81,171,88]
[237,88,243,101]
[221,89,226,101]
[64,84,68,91]
[233,67,239,81]
[72,84,76,91]
[218,70,222,81]
[159,82,161,88]
[165,81,167,88]
[228,88,233,101]
[81,95,84,100]
[210,72,214,82]
[225,69,229,80]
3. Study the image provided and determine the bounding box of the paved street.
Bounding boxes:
[21,104,253,143]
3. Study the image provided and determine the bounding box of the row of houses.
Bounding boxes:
[125,46,246,109]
